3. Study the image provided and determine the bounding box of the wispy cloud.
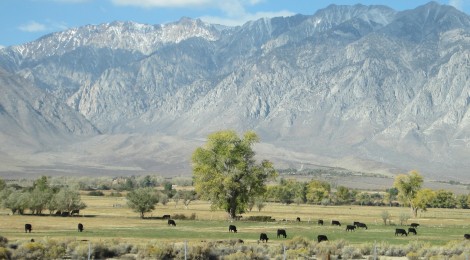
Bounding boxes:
[111,0,294,26]
[18,21,48,32]
[18,20,69,33]
[449,0,463,10]
[51,0,92,3]
[200,10,294,26]
[111,0,213,8]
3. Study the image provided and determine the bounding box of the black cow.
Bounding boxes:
[318,219,323,225]
[229,225,237,233]
[346,225,356,232]
[332,220,341,226]
[61,211,70,217]
[168,219,176,226]
[464,234,470,239]
[317,235,328,243]
[277,229,287,238]
[355,222,368,229]
[259,233,269,243]
[78,223,84,232]
[410,223,420,228]
[296,217,301,222]
[395,228,408,236]
[25,224,32,233]
[408,228,417,235]
[162,214,171,219]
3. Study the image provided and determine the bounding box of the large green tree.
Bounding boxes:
[394,170,424,217]
[126,187,159,218]
[306,180,330,204]
[192,130,277,219]
[55,187,87,215]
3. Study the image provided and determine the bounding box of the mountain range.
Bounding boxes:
[1,2,469,181]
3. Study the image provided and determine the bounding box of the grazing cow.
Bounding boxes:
[25,224,32,233]
[61,212,69,217]
[332,220,341,226]
[355,222,368,229]
[395,228,408,236]
[318,219,324,225]
[408,228,417,235]
[237,239,244,244]
[410,223,420,228]
[296,217,301,222]
[229,225,237,233]
[346,225,356,232]
[259,233,269,243]
[317,235,328,243]
[71,209,80,216]
[277,229,287,238]
[78,223,84,232]
[464,234,470,239]
[162,214,171,219]
[168,219,176,226]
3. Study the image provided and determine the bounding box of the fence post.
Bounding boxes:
[184,241,187,260]
[282,244,286,260]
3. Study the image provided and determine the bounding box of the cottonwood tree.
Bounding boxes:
[192,130,277,219]
[126,187,159,218]
[306,180,330,204]
[412,188,435,215]
[394,170,423,217]
[55,187,87,215]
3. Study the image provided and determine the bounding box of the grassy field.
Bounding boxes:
[0,195,469,247]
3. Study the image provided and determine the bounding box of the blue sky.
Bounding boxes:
[1,0,469,48]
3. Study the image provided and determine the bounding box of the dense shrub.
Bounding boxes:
[87,190,105,196]
[12,241,46,259]
[245,216,276,222]
[0,247,11,260]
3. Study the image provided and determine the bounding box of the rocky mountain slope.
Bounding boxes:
[0,2,469,181]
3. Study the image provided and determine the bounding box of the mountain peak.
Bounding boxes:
[1,3,470,180]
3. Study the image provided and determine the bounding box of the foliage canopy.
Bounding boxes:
[192,130,277,218]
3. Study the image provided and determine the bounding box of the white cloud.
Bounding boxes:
[449,0,463,10]
[51,0,92,3]
[200,10,295,26]
[18,21,47,32]
[111,0,295,26]
[111,0,213,8]
[0,45,5,49]
[18,20,69,34]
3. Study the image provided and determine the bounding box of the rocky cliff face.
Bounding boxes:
[1,3,469,180]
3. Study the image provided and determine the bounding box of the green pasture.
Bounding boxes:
[0,195,469,247]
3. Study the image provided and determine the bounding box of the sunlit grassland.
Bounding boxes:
[0,195,468,246]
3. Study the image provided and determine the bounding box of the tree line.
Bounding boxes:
[0,176,86,215]
[1,131,469,219]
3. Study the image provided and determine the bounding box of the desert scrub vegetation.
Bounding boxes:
[0,235,468,259]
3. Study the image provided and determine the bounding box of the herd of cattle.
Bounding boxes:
[22,218,470,243]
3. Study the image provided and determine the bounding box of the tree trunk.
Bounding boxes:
[229,194,238,219]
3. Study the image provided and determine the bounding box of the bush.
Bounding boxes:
[138,242,177,259]
[173,214,187,220]
[341,245,362,259]
[245,216,275,222]
[87,190,105,196]
[12,242,46,259]
[0,247,11,260]
[0,237,7,247]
